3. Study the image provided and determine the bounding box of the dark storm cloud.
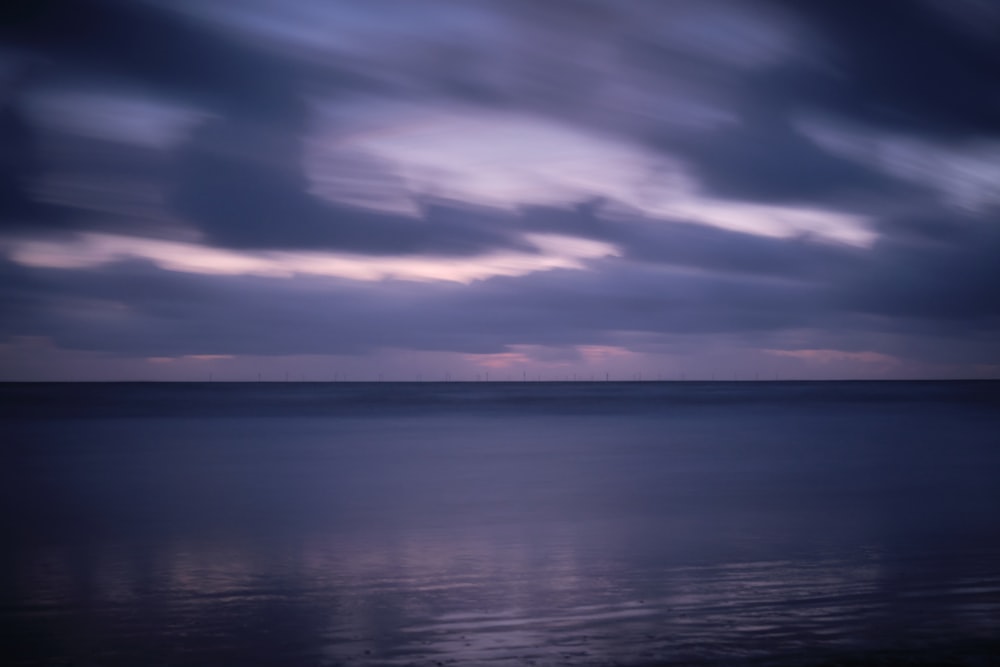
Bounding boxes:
[0,256,46,333]
[0,111,179,237]
[519,202,863,281]
[647,110,925,205]
[3,0,993,239]
[622,19,916,205]
[1,0,361,242]
[0,71,77,231]
[618,2,997,205]
[486,0,1000,205]
[5,228,994,367]
[34,131,180,236]
[0,0,301,235]
[0,0,538,255]
[2,194,997,368]
[0,254,825,359]
[697,0,999,202]
[170,115,533,256]
[450,257,829,341]
[840,208,1000,323]
[0,0,306,123]
[767,0,1000,139]
[1,0,998,375]
[7,258,512,358]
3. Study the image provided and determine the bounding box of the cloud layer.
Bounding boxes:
[1,0,998,379]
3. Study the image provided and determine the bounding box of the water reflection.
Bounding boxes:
[10,528,1000,665]
[4,389,1000,665]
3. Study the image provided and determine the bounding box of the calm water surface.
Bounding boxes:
[2,381,999,666]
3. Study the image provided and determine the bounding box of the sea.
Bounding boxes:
[2,380,999,666]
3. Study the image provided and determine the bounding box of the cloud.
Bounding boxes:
[765,348,899,365]
[519,202,864,281]
[483,0,999,206]
[2,214,998,375]
[0,75,80,232]
[8,229,615,283]
[1,0,998,378]
[0,249,828,359]
[0,0,337,237]
[768,0,1000,139]
[838,207,1000,323]
[169,115,539,256]
[648,111,924,205]
[0,0,307,123]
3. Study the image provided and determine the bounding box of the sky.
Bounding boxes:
[1,0,998,381]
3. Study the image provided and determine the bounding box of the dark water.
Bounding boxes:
[2,381,999,666]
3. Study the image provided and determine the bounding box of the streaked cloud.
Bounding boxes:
[1,0,997,379]
[9,232,618,283]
